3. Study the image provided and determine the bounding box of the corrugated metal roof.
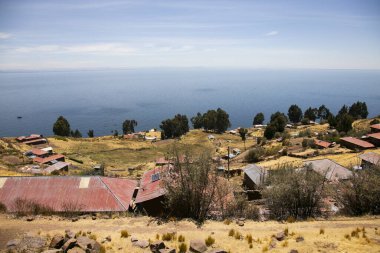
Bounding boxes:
[367,132,380,140]
[0,176,138,212]
[44,162,69,174]
[314,139,332,148]
[33,154,65,164]
[31,148,48,156]
[304,159,352,181]
[135,167,167,204]
[359,152,380,165]
[242,164,265,186]
[370,124,380,130]
[340,137,375,148]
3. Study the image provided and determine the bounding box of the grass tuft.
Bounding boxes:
[205,235,215,247]
[228,229,235,237]
[246,234,253,244]
[320,228,325,235]
[178,242,187,253]
[162,232,175,241]
[120,230,129,238]
[178,234,185,242]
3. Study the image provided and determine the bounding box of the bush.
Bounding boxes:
[178,234,185,242]
[120,230,129,238]
[246,234,253,244]
[12,198,54,216]
[162,232,175,241]
[228,229,235,237]
[178,242,187,253]
[0,202,7,213]
[205,235,215,246]
[245,147,264,163]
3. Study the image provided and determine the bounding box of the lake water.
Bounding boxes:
[0,68,379,137]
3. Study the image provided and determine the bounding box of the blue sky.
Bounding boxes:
[0,0,379,70]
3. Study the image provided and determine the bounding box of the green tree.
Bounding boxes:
[336,113,354,133]
[349,101,368,119]
[270,112,288,132]
[71,129,82,138]
[337,105,349,117]
[191,112,204,129]
[304,107,318,121]
[113,130,119,137]
[215,108,231,133]
[87,129,94,138]
[264,124,277,139]
[288,104,303,123]
[53,116,71,136]
[317,105,331,120]
[238,128,248,150]
[160,114,189,139]
[327,113,337,128]
[253,112,265,125]
[122,119,137,134]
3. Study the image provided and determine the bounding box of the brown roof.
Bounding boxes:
[359,152,380,165]
[33,154,65,164]
[0,176,138,212]
[314,139,332,149]
[370,124,380,130]
[367,132,380,140]
[340,137,375,148]
[31,148,48,156]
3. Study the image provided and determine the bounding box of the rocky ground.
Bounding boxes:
[0,214,380,253]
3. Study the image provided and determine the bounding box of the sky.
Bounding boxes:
[0,0,379,70]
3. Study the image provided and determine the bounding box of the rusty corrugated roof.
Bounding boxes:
[0,176,137,212]
[135,167,167,204]
[33,154,65,164]
[370,124,380,130]
[368,132,380,140]
[340,137,375,148]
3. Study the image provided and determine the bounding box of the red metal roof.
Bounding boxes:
[135,167,167,204]
[314,139,332,149]
[0,176,137,212]
[31,148,48,156]
[33,154,65,164]
[367,132,380,140]
[23,138,47,145]
[340,137,375,148]
[370,124,380,130]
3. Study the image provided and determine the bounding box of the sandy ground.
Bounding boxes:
[0,215,379,253]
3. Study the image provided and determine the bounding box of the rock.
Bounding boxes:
[62,239,77,252]
[50,234,65,249]
[133,240,149,248]
[76,236,94,250]
[237,220,244,226]
[189,239,208,253]
[42,250,63,253]
[295,236,304,242]
[130,236,138,242]
[208,250,227,253]
[269,239,277,249]
[275,231,286,241]
[8,234,47,253]
[150,241,166,252]
[159,248,176,253]
[71,217,78,222]
[92,216,97,220]
[65,230,75,240]
[289,250,298,253]
[6,239,21,249]
[238,217,246,221]
[67,247,85,253]
[105,235,111,242]
[26,216,34,222]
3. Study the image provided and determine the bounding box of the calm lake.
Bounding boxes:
[0,68,379,137]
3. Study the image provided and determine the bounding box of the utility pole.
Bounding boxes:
[227,146,230,181]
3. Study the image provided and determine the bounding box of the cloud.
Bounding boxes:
[0,33,12,39]
[265,31,279,36]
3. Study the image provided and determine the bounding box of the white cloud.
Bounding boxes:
[265,31,279,36]
[0,33,12,39]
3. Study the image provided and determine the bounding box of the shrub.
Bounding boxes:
[344,234,351,240]
[205,235,215,246]
[228,229,235,237]
[61,201,84,217]
[162,232,175,241]
[178,235,185,242]
[89,234,97,240]
[234,231,242,240]
[120,230,129,238]
[0,202,7,213]
[262,245,269,252]
[245,147,264,163]
[284,228,289,236]
[282,241,288,247]
[286,216,296,223]
[246,234,253,244]
[178,242,187,253]
[320,228,324,235]
[100,245,106,253]
[12,198,54,216]
[223,219,232,225]
[156,234,160,240]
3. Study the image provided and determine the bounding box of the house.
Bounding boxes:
[367,133,380,147]
[370,124,380,133]
[33,154,65,165]
[242,164,266,200]
[155,157,170,166]
[340,137,374,150]
[23,138,47,146]
[359,152,380,168]
[304,159,352,181]
[44,162,70,174]
[135,167,168,216]
[0,176,138,212]
[314,139,332,149]
[16,134,43,143]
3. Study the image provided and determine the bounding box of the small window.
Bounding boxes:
[151,173,160,182]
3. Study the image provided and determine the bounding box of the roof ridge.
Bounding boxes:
[98,177,129,212]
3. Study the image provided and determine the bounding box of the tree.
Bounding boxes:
[304,107,318,121]
[87,129,94,138]
[122,119,137,134]
[270,112,288,132]
[317,105,331,121]
[288,104,303,123]
[70,129,82,138]
[191,112,204,129]
[160,114,189,139]
[337,105,349,117]
[113,130,119,137]
[327,113,337,128]
[336,113,354,133]
[253,112,265,125]
[263,166,328,220]
[349,101,368,119]
[264,124,277,139]
[215,108,231,133]
[238,128,248,150]
[53,116,71,136]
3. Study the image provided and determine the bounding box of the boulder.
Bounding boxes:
[67,247,85,253]
[65,230,75,240]
[62,239,77,252]
[7,234,47,253]
[26,216,35,222]
[190,239,208,253]
[133,240,149,248]
[76,236,94,250]
[269,239,277,249]
[150,241,165,252]
[71,217,79,222]
[275,231,286,241]
[295,236,304,242]
[130,236,138,242]
[50,234,65,249]
[105,235,111,242]
[237,220,244,227]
